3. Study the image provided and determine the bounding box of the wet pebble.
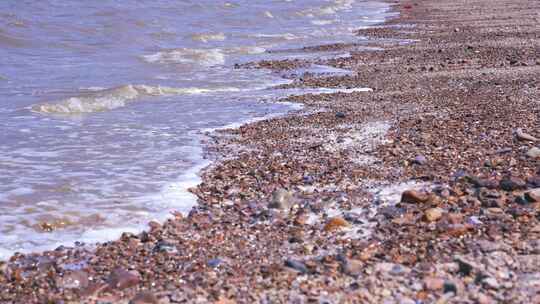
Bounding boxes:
[323,217,350,232]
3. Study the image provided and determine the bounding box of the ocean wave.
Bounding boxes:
[229,46,267,55]
[32,85,240,114]
[299,0,355,17]
[252,33,299,40]
[141,45,267,66]
[311,19,335,25]
[141,48,226,66]
[191,32,226,43]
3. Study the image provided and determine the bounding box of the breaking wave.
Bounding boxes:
[299,0,355,17]
[191,32,226,43]
[31,84,240,114]
[141,48,226,66]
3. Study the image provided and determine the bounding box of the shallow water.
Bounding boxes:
[0,0,393,258]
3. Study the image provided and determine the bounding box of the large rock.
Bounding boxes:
[526,147,540,159]
[269,189,294,211]
[515,128,538,142]
[424,208,444,222]
[56,271,89,290]
[284,259,309,274]
[401,190,430,204]
[412,155,428,165]
[130,292,160,304]
[424,277,445,291]
[107,268,141,291]
[323,217,350,232]
[499,177,527,191]
[341,258,363,277]
[525,189,540,203]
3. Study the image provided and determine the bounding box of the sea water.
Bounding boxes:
[0,0,392,258]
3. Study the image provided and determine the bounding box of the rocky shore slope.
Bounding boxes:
[1,0,539,303]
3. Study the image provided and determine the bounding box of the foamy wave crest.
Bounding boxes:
[252,33,299,40]
[299,0,355,17]
[32,85,240,114]
[229,46,267,55]
[191,32,226,43]
[142,48,226,66]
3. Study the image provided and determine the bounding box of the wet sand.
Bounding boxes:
[1,0,539,303]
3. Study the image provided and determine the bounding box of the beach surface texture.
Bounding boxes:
[1,0,539,303]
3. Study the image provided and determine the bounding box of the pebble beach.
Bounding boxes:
[1,0,539,303]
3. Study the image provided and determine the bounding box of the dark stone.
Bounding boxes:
[343,212,364,223]
[525,189,540,203]
[443,282,458,294]
[154,241,178,254]
[467,176,498,189]
[303,175,315,184]
[284,259,309,274]
[515,194,530,205]
[478,188,501,199]
[482,198,504,209]
[452,170,468,181]
[207,258,222,268]
[455,257,474,276]
[378,206,403,219]
[500,177,527,191]
[139,231,150,243]
[527,176,540,188]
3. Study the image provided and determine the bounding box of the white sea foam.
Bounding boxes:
[300,87,373,95]
[202,101,304,133]
[32,84,241,114]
